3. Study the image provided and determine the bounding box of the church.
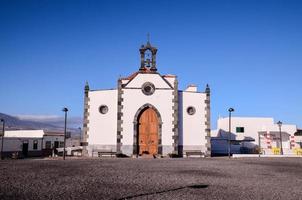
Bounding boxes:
[82,41,211,157]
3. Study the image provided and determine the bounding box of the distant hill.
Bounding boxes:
[0,113,81,135]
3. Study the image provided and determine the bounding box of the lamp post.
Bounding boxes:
[62,107,68,160]
[0,119,5,160]
[277,121,283,155]
[228,108,235,158]
[78,127,82,145]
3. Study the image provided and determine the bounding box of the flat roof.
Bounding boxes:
[4,130,44,138]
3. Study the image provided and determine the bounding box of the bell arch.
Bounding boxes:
[133,103,163,156]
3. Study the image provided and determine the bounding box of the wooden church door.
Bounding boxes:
[138,107,159,155]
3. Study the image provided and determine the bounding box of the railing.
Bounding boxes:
[294,148,302,155]
[272,147,281,155]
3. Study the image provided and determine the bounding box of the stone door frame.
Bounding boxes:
[133,103,163,156]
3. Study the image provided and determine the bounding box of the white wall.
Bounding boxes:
[179,91,207,149]
[87,89,118,146]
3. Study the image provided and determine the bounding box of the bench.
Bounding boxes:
[98,151,116,157]
[184,150,204,158]
[92,149,116,157]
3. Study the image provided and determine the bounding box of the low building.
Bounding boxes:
[211,117,299,155]
[294,129,302,148]
[1,130,44,158]
[43,131,65,156]
[0,130,68,158]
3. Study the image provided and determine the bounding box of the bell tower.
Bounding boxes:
[139,36,157,72]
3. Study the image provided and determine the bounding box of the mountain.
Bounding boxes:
[0,113,81,135]
[16,115,83,129]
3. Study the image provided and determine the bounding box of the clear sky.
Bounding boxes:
[0,0,301,128]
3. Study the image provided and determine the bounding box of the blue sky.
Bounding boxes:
[0,0,301,128]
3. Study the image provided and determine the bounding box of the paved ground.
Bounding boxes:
[0,157,302,200]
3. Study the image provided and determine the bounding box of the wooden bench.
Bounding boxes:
[184,150,204,158]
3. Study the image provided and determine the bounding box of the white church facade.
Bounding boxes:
[82,41,211,157]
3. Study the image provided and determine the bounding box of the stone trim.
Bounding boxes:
[123,87,172,90]
[116,79,124,154]
[132,103,163,156]
[204,84,211,157]
[82,82,90,156]
[122,71,173,89]
[172,78,180,155]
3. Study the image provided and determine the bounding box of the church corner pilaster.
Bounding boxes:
[172,78,180,156]
[82,81,90,156]
[116,79,124,154]
[204,84,211,157]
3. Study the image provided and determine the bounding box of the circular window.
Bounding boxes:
[99,105,108,114]
[142,82,155,96]
[187,106,196,115]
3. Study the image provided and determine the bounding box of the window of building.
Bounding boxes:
[142,82,155,96]
[187,106,196,115]
[99,105,109,114]
[236,127,244,133]
[59,142,64,148]
[33,140,38,150]
[45,141,51,149]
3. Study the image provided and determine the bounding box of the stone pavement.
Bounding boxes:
[0,157,302,200]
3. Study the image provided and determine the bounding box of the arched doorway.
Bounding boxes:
[133,104,162,156]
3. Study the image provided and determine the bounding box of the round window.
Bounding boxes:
[99,105,108,114]
[142,82,155,96]
[187,106,196,115]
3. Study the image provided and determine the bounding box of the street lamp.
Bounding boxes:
[78,127,82,145]
[0,119,5,160]
[228,108,235,158]
[277,121,283,155]
[62,107,68,160]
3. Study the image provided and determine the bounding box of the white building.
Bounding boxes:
[294,129,302,149]
[211,117,299,155]
[1,130,44,158]
[82,41,211,157]
[0,130,65,158]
